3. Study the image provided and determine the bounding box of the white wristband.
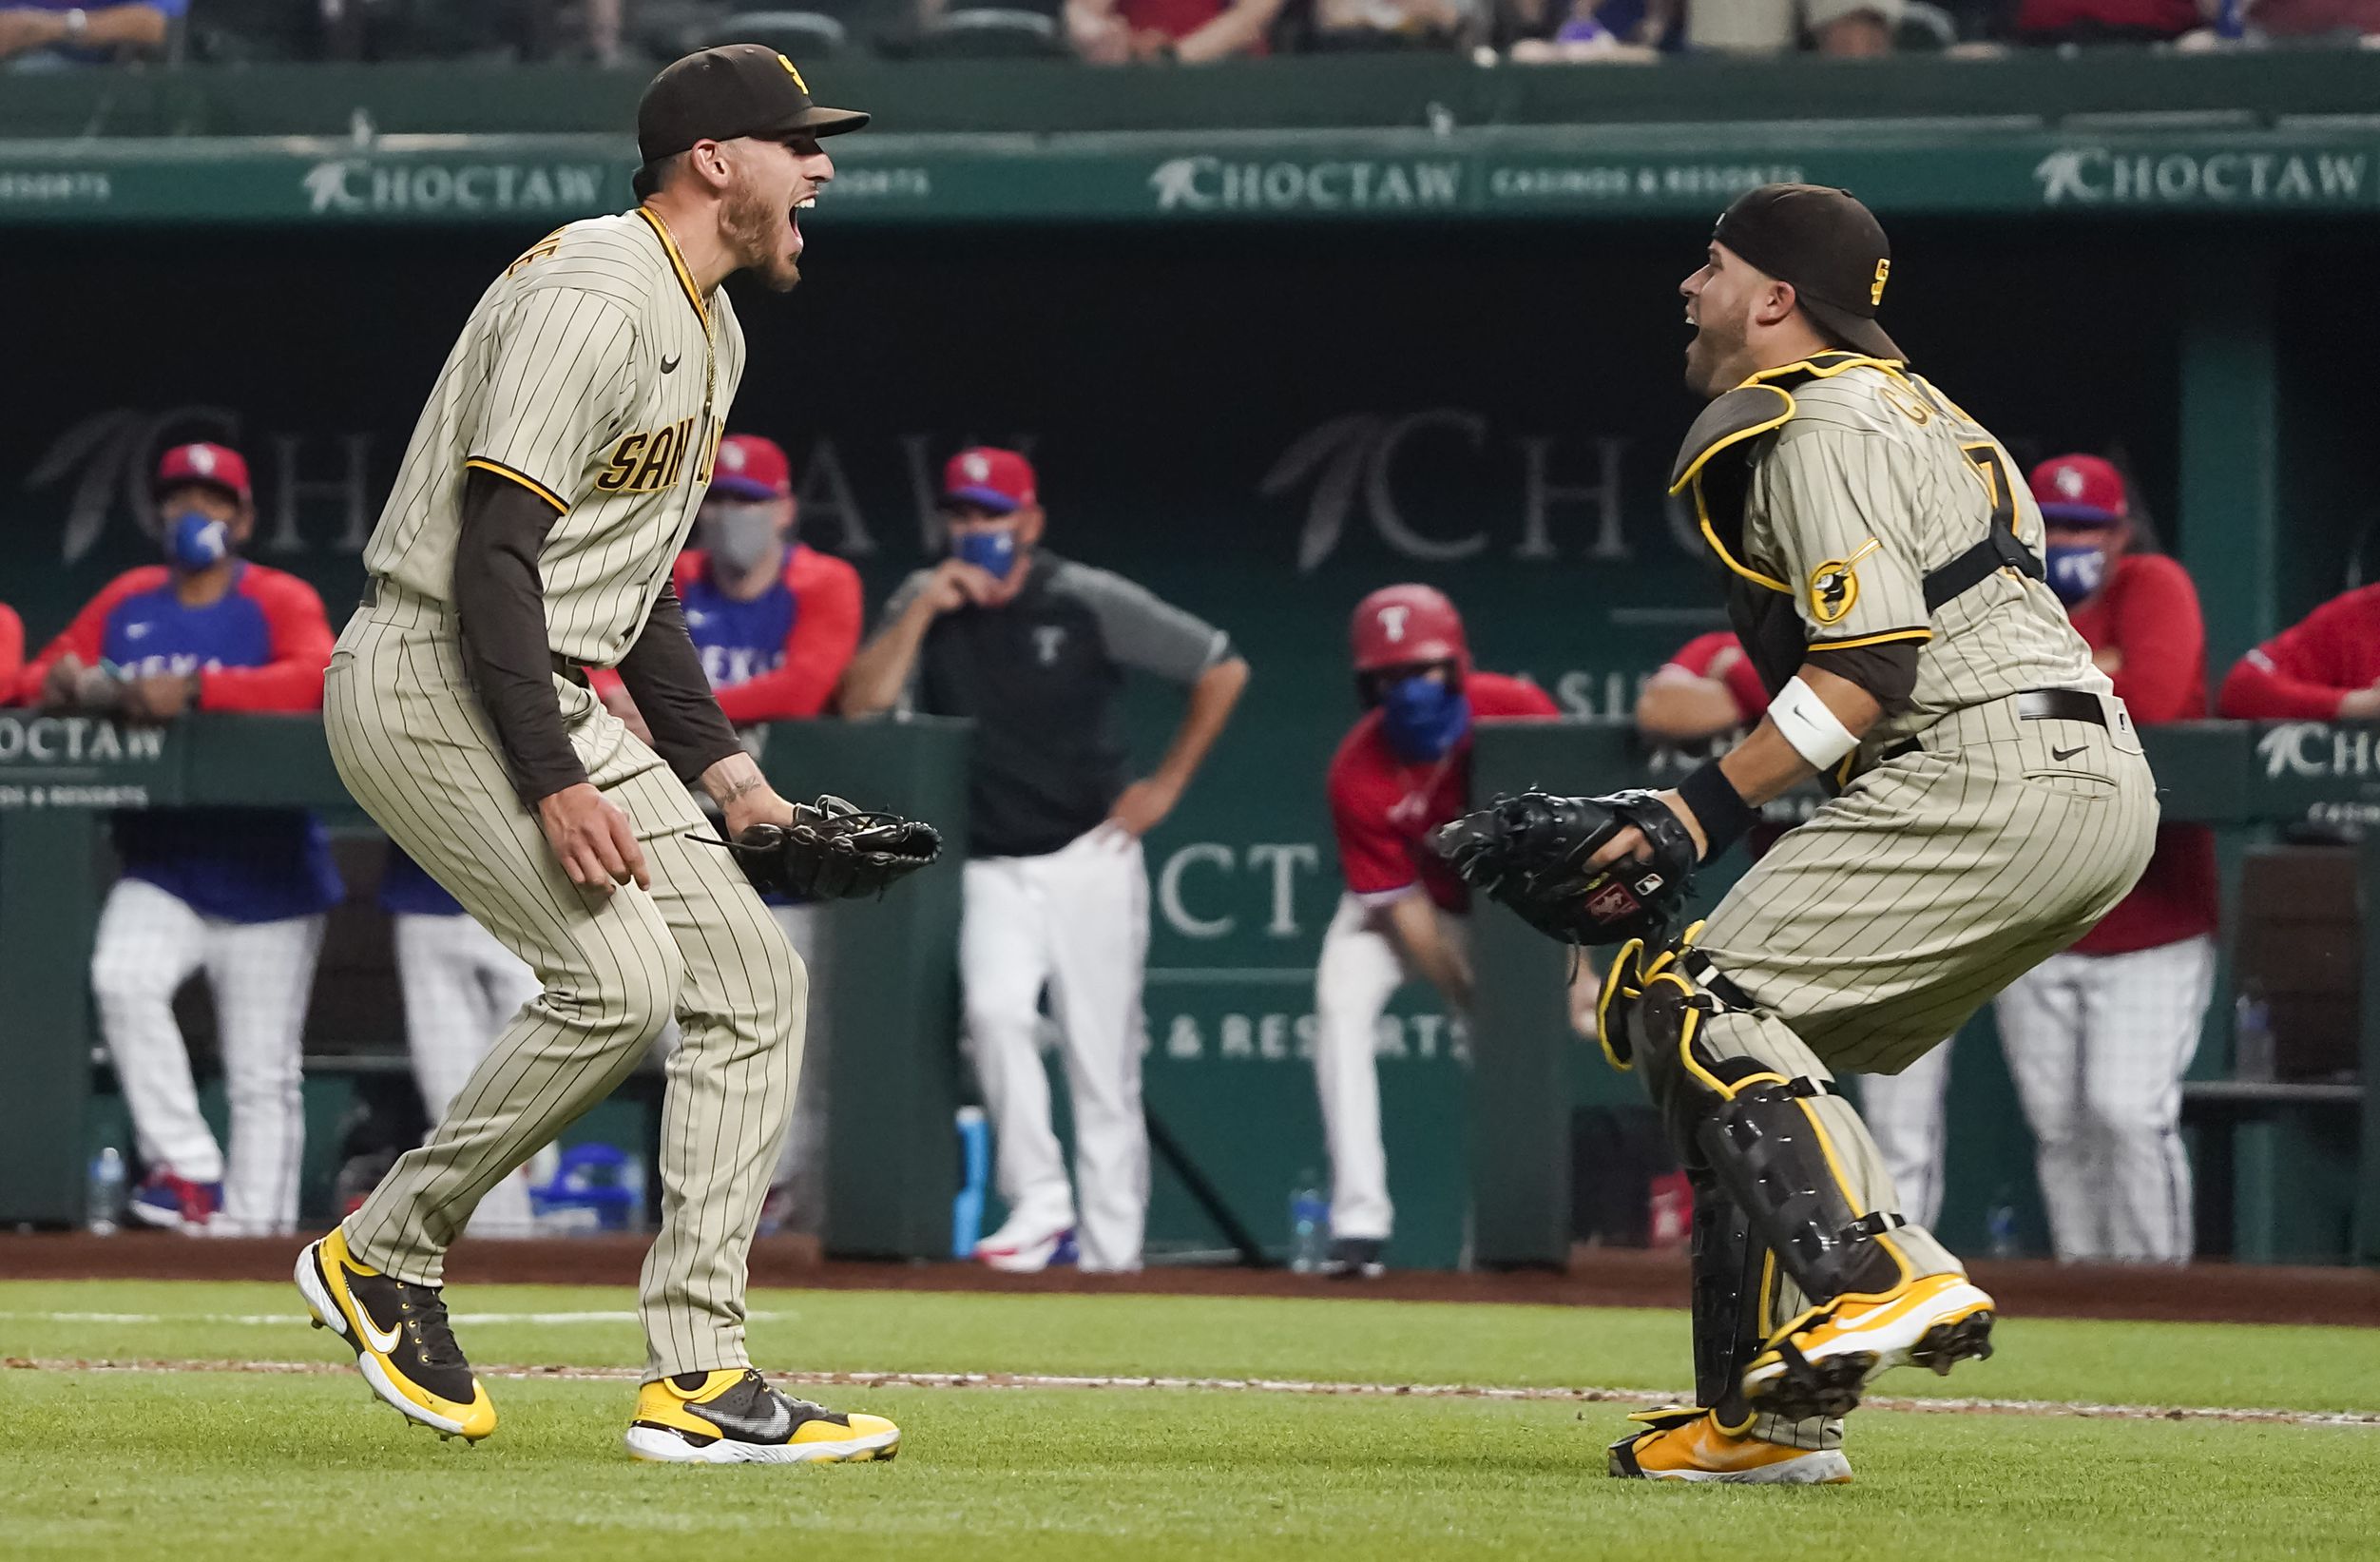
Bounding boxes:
[1769,676,1859,771]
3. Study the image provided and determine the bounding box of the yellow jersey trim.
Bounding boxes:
[635,204,709,331]
[464,457,568,514]
[1807,627,1933,652]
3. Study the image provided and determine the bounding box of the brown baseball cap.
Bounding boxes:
[1712,183,1904,363]
[635,44,868,185]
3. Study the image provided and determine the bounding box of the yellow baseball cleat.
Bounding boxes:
[624,1369,902,1465]
[1607,1406,1852,1485]
[1739,1272,1996,1420]
[296,1227,497,1441]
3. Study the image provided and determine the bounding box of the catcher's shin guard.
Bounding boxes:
[1627,962,1909,1309]
[1688,1169,1767,1432]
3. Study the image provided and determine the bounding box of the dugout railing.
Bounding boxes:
[1,712,2372,1266]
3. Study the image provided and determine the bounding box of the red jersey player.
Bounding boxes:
[2218,580,2380,721]
[1314,584,1557,1277]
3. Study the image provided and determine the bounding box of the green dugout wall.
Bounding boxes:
[3,52,2376,1263]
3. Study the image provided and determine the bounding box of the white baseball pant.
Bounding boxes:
[1993,934,2215,1263]
[961,828,1150,1273]
[90,877,325,1236]
[1854,1039,1954,1232]
[1311,891,1466,1244]
[393,911,544,1236]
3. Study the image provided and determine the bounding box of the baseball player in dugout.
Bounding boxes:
[297,46,918,1466]
[2218,575,2380,719]
[1994,455,2218,1265]
[16,441,339,1240]
[840,448,1252,1275]
[1442,184,2158,1485]
[593,430,866,1237]
[1315,586,1557,1279]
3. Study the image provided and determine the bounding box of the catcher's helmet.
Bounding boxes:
[1351,584,1469,676]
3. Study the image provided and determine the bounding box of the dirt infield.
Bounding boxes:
[6,1232,2374,1327]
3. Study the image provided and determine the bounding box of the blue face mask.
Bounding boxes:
[951,526,1020,580]
[165,510,231,573]
[2044,544,2107,607]
[1380,674,1472,763]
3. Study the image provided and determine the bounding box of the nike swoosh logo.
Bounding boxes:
[701,1398,793,1441]
[2050,743,2087,762]
[661,355,681,374]
[346,1279,406,1356]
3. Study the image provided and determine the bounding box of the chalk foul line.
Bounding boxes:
[3,1357,2372,1430]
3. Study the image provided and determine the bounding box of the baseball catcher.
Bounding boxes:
[1439,184,2156,1485]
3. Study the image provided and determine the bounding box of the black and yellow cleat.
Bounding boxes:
[1739,1272,1996,1421]
[1607,1405,1852,1485]
[296,1227,496,1442]
[624,1369,901,1465]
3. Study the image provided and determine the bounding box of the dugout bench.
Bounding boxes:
[1468,719,2380,1271]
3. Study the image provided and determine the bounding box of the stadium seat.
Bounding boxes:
[902,5,1068,58]
[701,10,854,57]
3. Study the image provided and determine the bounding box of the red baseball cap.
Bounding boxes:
[940,447,1037,515]
[156,441,252,504]
[2028,453,2127,528]
[709,434,793,501]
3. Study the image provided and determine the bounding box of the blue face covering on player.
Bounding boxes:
[165,511,231,574]
[952,525,1020,580]
[1380,673,1472,763]
[2044,543,2107,607]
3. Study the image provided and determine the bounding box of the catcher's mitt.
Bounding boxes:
[1427,788,1696,947]
[710,795,942,900]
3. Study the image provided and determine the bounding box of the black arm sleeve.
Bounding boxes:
[1805,639,1922,712]
[452,468,586,806]
[615,580,744,784]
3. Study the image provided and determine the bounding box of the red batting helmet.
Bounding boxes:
[1351,584,1469,676]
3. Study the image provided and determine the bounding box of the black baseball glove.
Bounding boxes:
[711,795,943,900]
[1428,788,1697,947]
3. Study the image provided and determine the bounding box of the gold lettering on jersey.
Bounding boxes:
[1870,259,1891,307]
[1807,538,1882,627]
[594,415,698,494]
[1877,382,1932,425]
[506,228,565,277]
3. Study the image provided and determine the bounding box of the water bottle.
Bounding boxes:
[1289,1171,1330,1274]
[951,1107,990,1260]
[622,1150,649,1232]
[2234,983,2275,1082]
[1986,1195,2019,1260]
[86,1146,125,1236]
[2213,0,2245,40]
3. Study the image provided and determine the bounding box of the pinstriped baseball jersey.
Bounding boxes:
[1722,359,2105,747]
[362,207,746,665]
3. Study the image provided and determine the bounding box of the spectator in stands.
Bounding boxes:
[0,0,180,65]
[1994,454,2217,1264]
[1305,0,1482,51]
[1505,0,1668,58]
[1633,630,1953,1229]
[2219,580,2380,721]
[596,433,864,1236]
[1677,0,1901,56]
[15,442,338,1237]
[0,600,21,696]
[1067,0,1288,60]
[842,448,1248,1276]
[2011,0,2198,45]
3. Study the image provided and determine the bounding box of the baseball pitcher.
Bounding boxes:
[295,47,927,1466]
[1438,184,2156,1484]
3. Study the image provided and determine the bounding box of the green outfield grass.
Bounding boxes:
[2,1279,2375,1560]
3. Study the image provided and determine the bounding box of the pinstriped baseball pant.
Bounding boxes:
[324,582,806,1382]
[1679,692,2159,1446]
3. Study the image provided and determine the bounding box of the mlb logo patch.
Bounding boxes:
[1585,880,1641,925]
